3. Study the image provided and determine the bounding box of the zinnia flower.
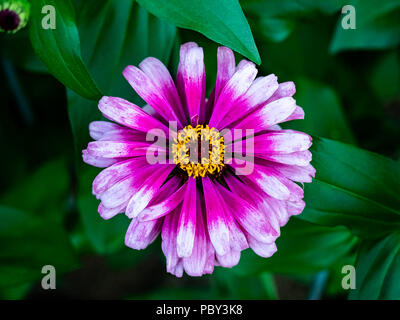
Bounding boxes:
[82,42,315,277]
[0,0,30,33]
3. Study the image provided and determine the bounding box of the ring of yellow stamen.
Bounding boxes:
[172,124,225,178]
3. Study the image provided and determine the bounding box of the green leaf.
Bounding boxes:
[242,0,347,18]
[254,17,294,43]
[369,51,400,102]
[0,206,79,288]
[330,1,400,53]
[29,0,101,99]
[283,78,355,144]
[68,1,176,253]
[301,137,400,238]
[232,218,357,275]
[137,0,260,64]
[214,268,278,299]
[349,233,400,299]
[0,159,69,217]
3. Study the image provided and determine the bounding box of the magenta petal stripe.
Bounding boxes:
[218,74,279,128]
[209,60,258,128]
[138,177,186,222]
[178,45,206,124]
[123,66,183,127]
[82,41,315,277]
[176,178,197,257]
[98,96,170,134]
[203,177,231,256]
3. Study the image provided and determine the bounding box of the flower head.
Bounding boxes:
[83,42,315,277]
[0,0,30,33]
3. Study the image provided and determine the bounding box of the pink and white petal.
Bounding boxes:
[161,207,181,275]
[216,249,241,268]
[264,197,289,227]
[268,124,282,131]
[123,66,181,126]
[203,177,230,256]
[182,191,208,276]
[219,74,279,128]
[265,81,296,104]
[125,218,162,250]
[99,164,159,208]
[258,150,312,166]
[218,184,280,243]
[232,163,291,200]
[98,201,129,220]
[176,42,199,118]
[284,106,305,122]
[139,57,186,125]
[82,150,120,168]
[281,177,304,201]
[138,177,187,221]
[99,175,138,208]
[98,96,169,133]
[267,162,316,183]
[86,140,168,159]
[89,121,121,140]
[209,60,258,128]
[99,128,146,142]
[214,184,249,252]
[215,46,236,100]
[178,46,205,124]
[171,260,184,278]
[203,236,216,275]
[176,178,197,257]
[125,164,175,218]
[233,97,296,133]
[224,174,281,233]
[287,199,306,216]
[247,235,277,258]
[93,157,147,195]
[253,131,312,154]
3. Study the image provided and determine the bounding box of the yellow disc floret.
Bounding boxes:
[172,124,225,178]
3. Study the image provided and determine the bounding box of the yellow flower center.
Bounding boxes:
[172,124,225,178]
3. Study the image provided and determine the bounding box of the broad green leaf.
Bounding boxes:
[137,0,261,64]
[242,0,347,17]
[77,0,175,100]
[349,233,400,299]
[29,0,101,99]
[0,159,69,218]
[0,206,78,288]
[369,51,400,102]
[68,1,176,253]
[255,17,335,81]
[301,137,400,238]
[213,268,278,299]
[255,18,294,43]
[283,78,355,144]
[340,0,400,26]
[232,218,357,275]
[330,1,400,53]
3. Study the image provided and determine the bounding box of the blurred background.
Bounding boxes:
[0,0,399,300]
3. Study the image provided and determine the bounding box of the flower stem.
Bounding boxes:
[2,56,34,126]
[308,270,329,300]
